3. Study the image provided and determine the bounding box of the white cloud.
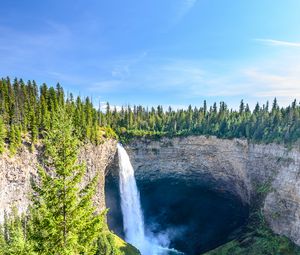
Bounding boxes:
[241,63,300,104]
[121,53,300,108]
[255,38,300,48]
[45,40,300,109]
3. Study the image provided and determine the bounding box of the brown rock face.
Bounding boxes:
[121,136,300,246]
[0,140,117,221]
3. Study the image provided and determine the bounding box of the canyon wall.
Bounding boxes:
[1,136,300,247]
[122,136,300,246]
[0,140,117,221]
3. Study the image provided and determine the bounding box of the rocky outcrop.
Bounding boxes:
[0,140,117,221]
[121,136,300,246]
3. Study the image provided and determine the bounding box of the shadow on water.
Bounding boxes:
[105,174,249,255]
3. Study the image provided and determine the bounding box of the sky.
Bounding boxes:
[1,0,300,110]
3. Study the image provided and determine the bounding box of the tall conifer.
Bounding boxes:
[30,107,110,255]
[0,117,6,153]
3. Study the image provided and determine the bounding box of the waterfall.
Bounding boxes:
[117,143,147,250]
[117,143,184,255]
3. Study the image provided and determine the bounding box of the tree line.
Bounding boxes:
[0,77,117,155]
[1,77,300,155]
[112,98,300,145]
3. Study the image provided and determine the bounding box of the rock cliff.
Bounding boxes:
[1,135,300,248]
[0,140,117,221]
[121,136,300,246]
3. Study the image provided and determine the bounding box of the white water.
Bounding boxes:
[117,143,184,255]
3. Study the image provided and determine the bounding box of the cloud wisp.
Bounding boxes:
[255,38,300,48]
[93,52,300,107]
[175,0,198,22]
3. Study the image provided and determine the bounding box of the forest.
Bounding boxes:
[0,77,300,156]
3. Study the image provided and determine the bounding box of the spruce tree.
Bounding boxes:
[0,116,6,153]
[30,107,112,255]
[8,124,22,156]
[0,209,34,255]
[8,125,17,155]
[29,110,38,150]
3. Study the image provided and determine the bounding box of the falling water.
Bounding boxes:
[118,143,147,250]
[117,143,184,255]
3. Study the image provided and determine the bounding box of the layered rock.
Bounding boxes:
[121,136,300,246]
[0,140,117,221]
[1,135,300,247]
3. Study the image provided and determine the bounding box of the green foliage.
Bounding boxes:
[109,99,300,145]
[101,126,118,140]
[0,116,6,153]
[109,234,141,255]
[30,108,114,254]
[0,225,5,255]
[97,232,121,255]
[8,125,22,156]
[0,78,108,146]
[29,110,38,147]
[0,93,139,254]
[256,181,273,195]
[0,209,35,255]
[1,78,300,146]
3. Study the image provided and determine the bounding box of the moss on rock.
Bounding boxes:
[113,234,141,255]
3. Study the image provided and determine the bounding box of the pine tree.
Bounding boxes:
[0,116,6,154]
[9,125,20,155]
[30,107,113,255]
[2,77,300,146]
[29,110,38,150]
[0,209,34,255]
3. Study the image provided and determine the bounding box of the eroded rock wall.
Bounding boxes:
[0,140,117,221]
[1,135,300,246]
[123,136,300,246]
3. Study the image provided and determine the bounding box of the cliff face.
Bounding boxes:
[1,136,300,248]
[0,140,117,221]
[123,136,300,246]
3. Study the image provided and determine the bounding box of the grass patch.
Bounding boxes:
[113,234,141,255]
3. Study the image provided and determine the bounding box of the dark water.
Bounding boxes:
[105,175,248,255]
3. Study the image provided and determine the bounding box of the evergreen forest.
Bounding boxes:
[0,77,300,156]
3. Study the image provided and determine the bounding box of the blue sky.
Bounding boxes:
[1,0,300,109]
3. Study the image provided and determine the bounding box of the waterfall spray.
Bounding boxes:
[117,143,184,255]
